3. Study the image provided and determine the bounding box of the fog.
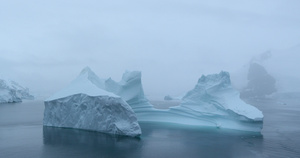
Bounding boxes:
[1,0,300,99]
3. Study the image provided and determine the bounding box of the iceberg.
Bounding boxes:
[43,67,141,137]
[164,95,174,101]
[0,78,34,103]
[116,71,263,132]
[241,62,276,98]
[105,71,153,112]
[44,68,263,134]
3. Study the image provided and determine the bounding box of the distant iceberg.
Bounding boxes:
[241,62,276,98]
[43,67,141,137]
[164,95,183,101]
[0,78,34,103]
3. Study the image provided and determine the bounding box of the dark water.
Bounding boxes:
[0,97,299,158]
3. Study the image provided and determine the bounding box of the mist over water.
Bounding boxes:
[1,0,300,99]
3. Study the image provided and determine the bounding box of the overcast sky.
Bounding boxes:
[1,0,300,99]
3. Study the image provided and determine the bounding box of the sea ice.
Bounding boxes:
[43,67,141,137]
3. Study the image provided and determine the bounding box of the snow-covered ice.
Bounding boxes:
[43,67,141,137]
[0,78,34,103]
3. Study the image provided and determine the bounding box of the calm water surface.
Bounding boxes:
[0,96,299,158]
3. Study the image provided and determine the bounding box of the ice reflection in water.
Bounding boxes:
[42,126,142,158]
[42,124,263,158]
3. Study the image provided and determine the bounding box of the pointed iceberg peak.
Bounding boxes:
[79,66,95,77]
[77,66,105,89]
[198,71,230,83]
[197,71,231,90]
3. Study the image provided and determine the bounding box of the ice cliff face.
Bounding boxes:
[44,67,141,137]
[130,71,264,132]
[0,78,34,103]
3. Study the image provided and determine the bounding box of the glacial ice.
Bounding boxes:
[0,78,34,103]
[43,67,141,137]
[110,71,263,132]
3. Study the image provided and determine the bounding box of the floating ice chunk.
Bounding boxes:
[44,67,141,137]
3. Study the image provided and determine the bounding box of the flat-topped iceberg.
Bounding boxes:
[122,71,263,132]
[43,67,141,137]
[0,78,34,103]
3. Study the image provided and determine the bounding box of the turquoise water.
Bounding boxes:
[0,97,299,158]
